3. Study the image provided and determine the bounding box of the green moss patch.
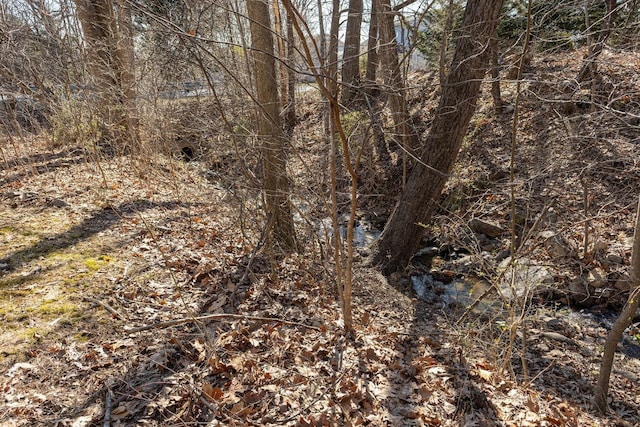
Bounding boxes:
[84,255,113,271]
[31,300,78,317]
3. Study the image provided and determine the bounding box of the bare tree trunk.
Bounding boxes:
[74,0,115,90]
[362,0,388,161]
[438,0,455,87]
[340,0,363,106]
[490,26,503,110]
[74,0,137,152]
[316,0,327,67]
[378,0,415,187]
[379,0,406,137]
[247,0,298,252]
[594,196,640,413]
[284,0,355,328]
[272,0,288,113]
[328,0,345,304]
[328,0,340,99]
[114,0,138,147]
[365,0,380,86]
[576,0,618,83]
[373,0,505,275]
[284,14,296,133]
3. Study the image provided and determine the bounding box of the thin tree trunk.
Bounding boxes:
[247,0,298,252]
[284,0,356,327]
[363,0,387,161]
[315,0,329,191]
[284,14,296,133]
[490,27,503,110]
[379,0,402,119]
[272,0,289,112]
[379,0,413,184]
[576,0,618,83]
[328,0,340,99]
[316,0,326,68]
[373,0,505,275]
[328,0,344,303]
[594,196,640,413]
[340,0,363,106]
[365,0,380,86]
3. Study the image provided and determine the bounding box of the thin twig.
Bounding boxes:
[127,313,322,333]
[103,389,112,427]
[240,213,272,284]
[268,362,351,424]
[506,0,533,382]
[456,283,497,325]
[518,200,554,252]
[580,174,590,260]
[524,360,555,388]
[83,296,125,320]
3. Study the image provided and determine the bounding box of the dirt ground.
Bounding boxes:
[1,47,640,426]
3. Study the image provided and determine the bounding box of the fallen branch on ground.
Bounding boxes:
[83,296,125,320]
[126,313,323,333]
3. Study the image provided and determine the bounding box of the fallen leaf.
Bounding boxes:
[474,368,493,382]
[202,383,223,402]
[111,403,131,420]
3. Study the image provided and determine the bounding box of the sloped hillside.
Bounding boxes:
[1,47,639,426]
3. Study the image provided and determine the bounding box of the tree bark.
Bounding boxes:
[247,0,298,252]
[576,0,618,83]
[373,0,505,275]
[271,0,288,113]
[74,0,137,151]
[490,27,503,110]
[340,0,363,106]
[114,0,138,146]
[316,0,326,69]
[328,0,340,99]
[379,0,415,157]
[284,13,296,133]
[365,0,380,86]
[74,0,116,91]
[438,0,455,88]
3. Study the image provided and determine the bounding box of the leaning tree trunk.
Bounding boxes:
[373,0,505,275]
[438,0,456,88]
[247,0,298,252]
[594,196,640,413]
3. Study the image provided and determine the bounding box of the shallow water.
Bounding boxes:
[411,273,640,359]
[412,273,503,315]
[317,217,380,248]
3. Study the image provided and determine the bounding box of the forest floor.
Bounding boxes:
[1,47,640,426]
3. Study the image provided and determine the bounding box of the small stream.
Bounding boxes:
[316,218,640,358]
[411,273,502,315]
[319,217,500,313]
[316,217,380,248]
